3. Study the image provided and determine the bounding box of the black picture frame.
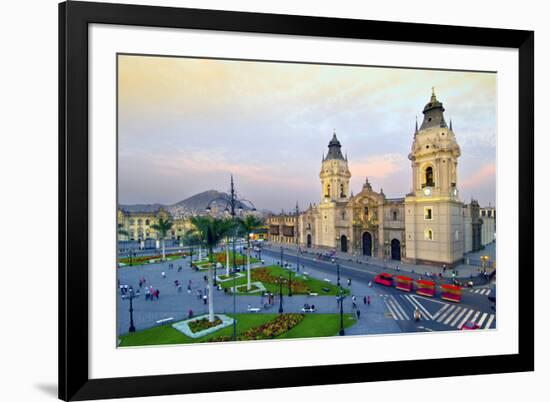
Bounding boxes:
[59,1,534,400]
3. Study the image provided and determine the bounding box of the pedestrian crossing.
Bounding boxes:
[469,288,492,295]
[381,294,496,330]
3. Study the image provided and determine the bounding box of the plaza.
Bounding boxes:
[117,239,496,346]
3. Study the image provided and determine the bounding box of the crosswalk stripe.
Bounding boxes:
[383,299,398,320]
[402,295,429,320]
[387,298,405,320]
[486,289,492,296]
[474,289,481,294]
[470,311,481,324]
[444,306,463,325]
[407,295,433,320]
[484,314,495,329]
[390,296,410,320]
[432,304,449,320]
[477,312,488,327]
[437,305,456,322]
[457,309,474,329]
[450,307,468,326]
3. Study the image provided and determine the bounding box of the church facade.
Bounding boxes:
[267,90,489,267]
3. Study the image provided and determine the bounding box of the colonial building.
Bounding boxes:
[117,207,193,244]
[267,89,494,267]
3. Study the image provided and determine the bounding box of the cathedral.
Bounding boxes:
[267,89,489,267]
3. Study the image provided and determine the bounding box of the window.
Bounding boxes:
[342,212,345,220]
[482,210,486,217]
[137,219,142,225]
[392,211,398,220]
[487,211,492,217]
[455,230,460,241]
[340,183,345,197]
[424,228,433,240]
[326,184,330,197]
[364,207,369,217]
[145,219,150,225]
[425,166,434,186]
[424,207,433,220]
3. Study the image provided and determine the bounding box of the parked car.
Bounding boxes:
[461,321,480,330]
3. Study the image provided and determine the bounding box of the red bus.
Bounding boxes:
[395,276,413,292]
[441,284,461,303]
[416,279,436,297]
[374,272,394,287]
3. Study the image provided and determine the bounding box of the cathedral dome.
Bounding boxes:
[324,131,345,161]
[419,88,447,130]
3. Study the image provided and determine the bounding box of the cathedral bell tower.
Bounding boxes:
[319,132,351,202]
[405,89,464,266]
[317,131,351,250]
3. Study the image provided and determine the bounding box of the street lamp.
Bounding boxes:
[338,290,345,336]
[126,287,137,333]
[296,247,300,273]
[280,245,283,266]
[287,266,293,297]
[278,275,284,313]
[205,174,256,341]
[337,262,341,287]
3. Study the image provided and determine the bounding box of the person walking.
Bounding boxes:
[363,296,367,305]
[161,271,166,279]
[356,310,361,319]
[367,295,371,305]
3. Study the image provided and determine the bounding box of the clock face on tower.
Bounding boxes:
[423,187,432,196]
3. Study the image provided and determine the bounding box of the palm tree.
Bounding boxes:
[190,216,229,323]
[218,218,237,276]
[150,217,173,261]
[238,215,264,290]
[182,229,201,268]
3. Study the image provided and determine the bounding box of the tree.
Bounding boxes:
[237,215,264,290]
[150,217,173,261]
[190,216,230,323]
[182,229,202,268]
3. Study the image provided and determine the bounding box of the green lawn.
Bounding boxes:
[119,313,356,347]
[219,265,348,296]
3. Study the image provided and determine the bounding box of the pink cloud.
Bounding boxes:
[461,163,496,189]
[350,154,407,180]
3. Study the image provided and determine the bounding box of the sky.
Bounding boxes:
[118,54,497,211]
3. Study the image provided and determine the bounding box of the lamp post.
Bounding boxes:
[205,174,256,341]
[296,247,300,273]
[338,290,345,336]
[287,266,293,297]
[280,246,283,266]
[337,262,341,287]
[278,275,284,313]
[127,287,136,333]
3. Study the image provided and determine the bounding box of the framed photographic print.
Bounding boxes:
[59,1,534,400]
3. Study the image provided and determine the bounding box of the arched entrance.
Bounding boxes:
[307,234,312,248]
[391,238,401,261]
[362,232,372,256]
[340,235,348,253]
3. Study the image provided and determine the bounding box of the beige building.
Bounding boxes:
[268,89,493,267]
[117,207,193,244]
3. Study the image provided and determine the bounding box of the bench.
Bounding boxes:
[323,278,331,283]
[308,293,319,297]
[301,307,316,313]
[156,317,174,325]
[322,287,330,293]
[247,307,261,313]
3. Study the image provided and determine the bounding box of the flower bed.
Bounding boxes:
[236,284,260,293]
[118,252,186,265]
[209,314,304,342]
[188,316,222,333]
[172,314,234,339]
[252,268,311,294]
